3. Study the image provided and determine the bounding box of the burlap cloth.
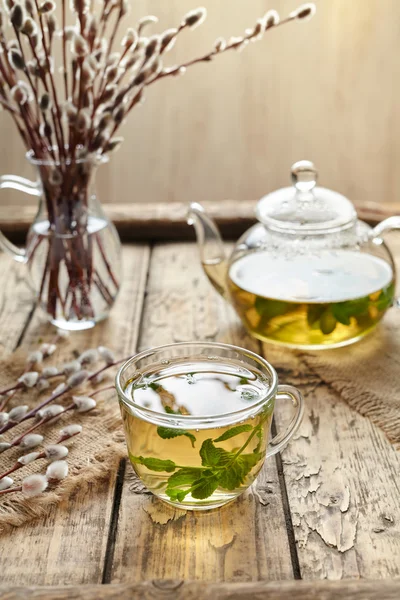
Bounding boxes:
[0,348,126,532]
[263,309,400,451]
[301,310,400,449]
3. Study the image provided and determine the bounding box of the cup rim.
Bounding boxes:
[115,341,278,424]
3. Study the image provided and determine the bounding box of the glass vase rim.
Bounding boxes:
[115,341,278,425]
[26,146,109,167]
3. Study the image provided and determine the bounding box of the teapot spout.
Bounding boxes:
[187,202,229,298]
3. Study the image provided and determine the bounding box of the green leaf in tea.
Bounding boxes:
[167,488,191,502]
[332,297,369,325]
[218,452,261,490]
[148,382,161,391]
[255,298,291,319]
[132,417,266,503]
[200,439,230,467]
[131,455,176,473]
[190,473,220,500]
[375,283,395,311]
[213,424,253,443]
[165,467,204,501]
[166,467,203,488]
[157,426,197,448]
[320,309,337,334]
[307,305,326,328]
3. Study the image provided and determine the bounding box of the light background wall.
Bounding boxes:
[0,0,399,207]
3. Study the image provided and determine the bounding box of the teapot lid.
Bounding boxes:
[256,161,357,234]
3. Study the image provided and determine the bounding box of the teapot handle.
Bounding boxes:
[370,216,400,308]
[0,174,40,263]
[370,216,400,238]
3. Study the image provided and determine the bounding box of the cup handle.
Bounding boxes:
[0,174,40,263]
[266,384,304,458]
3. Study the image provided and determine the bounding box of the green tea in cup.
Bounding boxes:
[116,342,304,510]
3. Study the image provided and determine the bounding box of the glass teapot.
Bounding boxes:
[188,161,400,349]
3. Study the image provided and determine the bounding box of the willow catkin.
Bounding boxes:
[182,8,207,30]
[145,35,160,60]
[138,15,158,35]
[8,49,25,70]
[104,136,124,153]
[10,4,25,30]
[122,28,137,50]
[39,92,51,111]
[21,17,37,37]
[47,14,57,38]
[11,83,28,104]
[290,3,316,20]
[39,120,52,139]
[39,1,56,15]
[160,29,178,53]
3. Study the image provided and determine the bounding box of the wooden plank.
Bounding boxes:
[0,253,35,356]
[263,347,400,580]
[1,579,400,600]
[0,245,151,586]
[110,243,294,583]
[0,200,398,243]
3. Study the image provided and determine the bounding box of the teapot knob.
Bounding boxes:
[291,160,318,193]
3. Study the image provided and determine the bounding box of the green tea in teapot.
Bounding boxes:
[227,250,395,348]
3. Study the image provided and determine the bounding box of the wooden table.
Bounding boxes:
[0,204,399,598]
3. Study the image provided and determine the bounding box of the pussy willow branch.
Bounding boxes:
[0,344,122,439]
[100,9,312,152]
[154,16,294,83]
[0,385,68,435]
[0,1,313,324]
[33,0,65,161]
[61,0,68,100]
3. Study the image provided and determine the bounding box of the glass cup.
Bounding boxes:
[116,342,304,510]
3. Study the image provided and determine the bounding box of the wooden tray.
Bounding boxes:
[0,199,399,241]
[0,210,399,598]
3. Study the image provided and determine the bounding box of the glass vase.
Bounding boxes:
[0,151,122,331]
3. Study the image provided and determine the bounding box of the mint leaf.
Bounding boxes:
[307,305,325,327]
[190,474,220,500]
[130,455,176,472]
[331,305,350,326]
[200,439,230,467]
[214,424,253,443]
[320,309,337,334]
[166,487,191,502]
[148,382,161,391]
[237,452,262,472]
[345,297,370,316]
[166,470,220,502]
[218,461,245,490]
[157,426,196,448]
[255,298,290,319]
[166,468,203,489]
[332,297,369,325]
[177,489,191,502]
[375,283,395,311]
[218,452,262,491]
[165,468,203,502]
